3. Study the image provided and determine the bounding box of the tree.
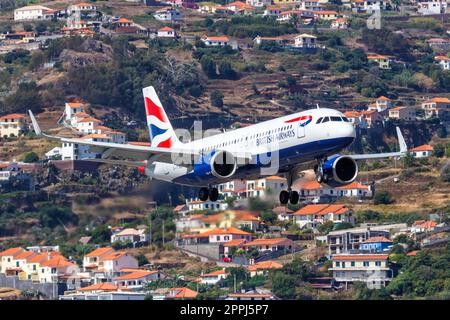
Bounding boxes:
[402,152,415,168]
[136,253,149,266]
[35,22,47,34]
[373,191,393,205]
[210,90,224,108]
[261,210,277,224]
[434,144,445,158]
[23,151,39,163]
[441,162,450,183]
[23,24,33,32]
[200,55,216,78]
[218,61,236,79]
[271,272,296,299]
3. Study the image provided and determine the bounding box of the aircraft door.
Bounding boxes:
[297,124,305,138]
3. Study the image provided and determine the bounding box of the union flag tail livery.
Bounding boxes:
[143,86,181,149]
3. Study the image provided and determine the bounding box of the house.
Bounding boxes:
[154,8,183,21]
[14,5,55,21]
[111,227,149,245]
[272,206,294,221]
[201,36,230,47]
[83,247,115,270]
[421,97,450,119]
[98,251,139,275]
[173,204,189,216]
[242,238,297,252]
[367,55,391,69]
[297,0,323,11]
[417,0,448,15]
[152,287,198,300]
[182,227,252,245]
[368,96,393,112]
[0,247,25,274]
[157,26,177,38]
[246,176,287,198]
[22,252,63,281]
[67,2,98,15]
[75,117,102,133]
[293,34,317,48]
[185,198,228,212]
[225,291,276,300]
[175,214,205,232]
[113,270,164,288]
[297,180,374,200]
[352,0,387,13]
[359,236,393,252]
[200,269,228,285]
[330,254,392,288]
[246,0,272,7]
[409,144,434,158]
[294,204,354,229]
[253,36,286,46]
[326,224,407,255]
[0,114,28,138]
[223,239,248,258]
[60,291,145,300]
[38,255,78,283]
[314,10,338,20]
[361,110,383,127]
[263,6,282,17]
[388,107,416,121]
[411,220,438,233]
[247,261,283,277]
[343,111,368,128]
[64,102,86,122]
[226,1,255,14]
[435,55,450,70]
[331,18,348,29]
[8,251,36,277]
[216,179,247,198]
[427,38,450,51]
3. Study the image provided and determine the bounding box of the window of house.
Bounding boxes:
[375,261,381,267]
[363,261,370,267]
[351,261,355,267]
[336,261,340,267]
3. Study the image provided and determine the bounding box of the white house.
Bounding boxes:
[294,204,354,229]
[75,117,102,133]
[61,134,110,160]
[100,252,139,274]
[157,26,177,38]
[421,97,450,119]
[417,0,448,15]
[293,34,317,48]
[225,292,276,300]
[14,5,55,21]
[0,114,28,138]
[263,6,281,17]
[185,198,228,212]
[388,107,416,121]
[409,145,434,158]
[64,102,86,122]
[272,206,294,221]
[201,36,230,47]
[330,254,392,289]
[113,270,164,289]
[0,247,25,274]
[38,255,78,283]
[83,247,115,270]
[200,269,228,285]
[111,228,149,244]
[45,147,63,160]
[247,261,283,277]
[246,0,271,7]
[246,176,287,198]
[154,8,183,21]
[435,55,450,70]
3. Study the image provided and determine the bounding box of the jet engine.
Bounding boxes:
[318,155,358,187]
[194,150,237,179]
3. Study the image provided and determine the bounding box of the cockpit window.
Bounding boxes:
[316,117,323,124]
[330,116,342,122]
[322,117,330,123]
[342,117,350,122]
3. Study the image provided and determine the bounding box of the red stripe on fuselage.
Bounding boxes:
[145,97,167,123]
[285,115,312,123]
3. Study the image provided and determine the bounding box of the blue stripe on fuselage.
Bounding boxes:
[173,136,354,186]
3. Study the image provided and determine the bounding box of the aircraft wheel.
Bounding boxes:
[209,188,219,202]
[199,187,209,201]
[279,190,289,205]
[289,190,299,205]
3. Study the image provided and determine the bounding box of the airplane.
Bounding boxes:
[28,86,408,205]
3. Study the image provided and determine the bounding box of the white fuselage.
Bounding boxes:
[146,108,356,186]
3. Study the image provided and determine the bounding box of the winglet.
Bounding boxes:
[396,126,407,154]
[28,110,42,136]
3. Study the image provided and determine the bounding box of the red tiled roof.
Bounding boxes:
[223,239,247,247]
[0,247,23,257]
[332,254,388,261]
[362,236,392,243]
[201,269,227,277]
[168,287,198,299]
[247,260,283,271]
[409,144,433,152]
[85,247,113,257]
[114,271,158,281]
[244,238,292,246]
[0,114,26,120]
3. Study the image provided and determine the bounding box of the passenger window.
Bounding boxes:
[322,117,330,123]
[316,117,323,124]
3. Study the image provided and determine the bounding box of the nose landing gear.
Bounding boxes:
[198,187,219,202]
[314,157,329,183]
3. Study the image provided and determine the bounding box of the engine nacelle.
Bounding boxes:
[194,150,237,179]
[321,155,358,187]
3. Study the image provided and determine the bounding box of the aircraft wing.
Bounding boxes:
[348,127,408,160]
[28,111,199,164]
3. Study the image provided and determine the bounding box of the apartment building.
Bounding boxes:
[0,114,28,138]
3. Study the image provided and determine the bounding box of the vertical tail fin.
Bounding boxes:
[143,86,181,148]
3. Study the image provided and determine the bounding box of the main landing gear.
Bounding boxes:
[198,187,219,202]
[279,167,300,205]
[314,157,329,183]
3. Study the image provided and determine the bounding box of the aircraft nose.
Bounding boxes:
[345,123,356,140]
